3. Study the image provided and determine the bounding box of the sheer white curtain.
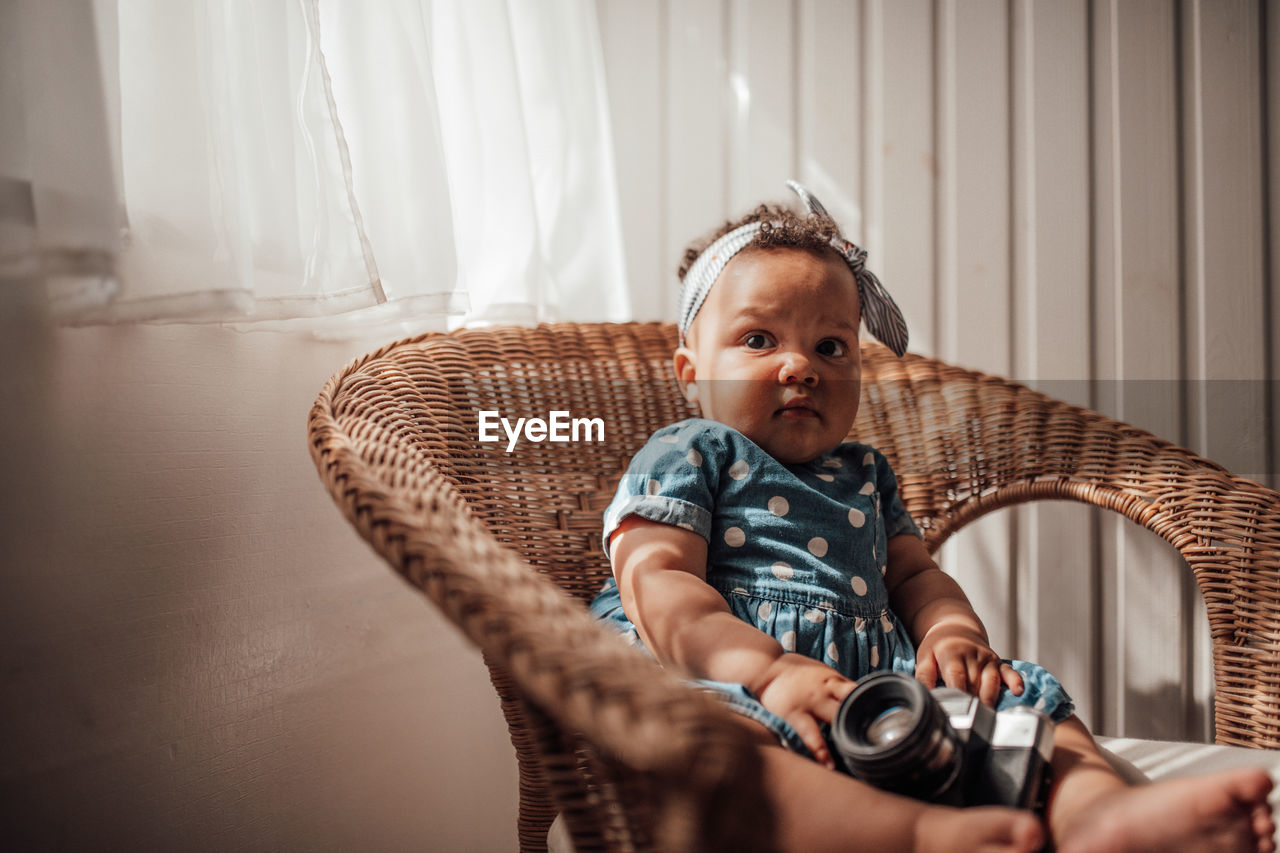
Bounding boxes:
[0,0,630,335]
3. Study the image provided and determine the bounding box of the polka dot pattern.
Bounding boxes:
[603,425,931,715]
[599,422,1072,751]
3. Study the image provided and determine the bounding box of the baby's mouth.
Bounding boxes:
[778,398,819,419]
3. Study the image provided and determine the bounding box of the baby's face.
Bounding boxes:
[675,246,862,464]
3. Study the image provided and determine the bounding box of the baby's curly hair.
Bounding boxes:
[676,203,842,282]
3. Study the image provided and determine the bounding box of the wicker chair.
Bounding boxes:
[307,321,1280,853]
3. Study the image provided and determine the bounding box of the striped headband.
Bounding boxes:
[677,180,909,357]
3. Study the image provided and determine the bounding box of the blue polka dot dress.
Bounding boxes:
[590,419,1072,760]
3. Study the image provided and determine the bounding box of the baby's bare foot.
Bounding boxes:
[915,805,1044,853]
[1056,768,1275,853]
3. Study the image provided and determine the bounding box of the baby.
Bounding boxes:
[591,182,1276,853]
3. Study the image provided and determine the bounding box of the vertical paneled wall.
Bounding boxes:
[597,0,1278,742]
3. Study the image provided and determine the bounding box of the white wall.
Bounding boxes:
[598,0,1277,742]
[0,282,517,850]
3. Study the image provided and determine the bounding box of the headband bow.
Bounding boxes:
[677,180,909,357]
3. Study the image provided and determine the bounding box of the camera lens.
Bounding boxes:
[833,671,966,804]
[865,705,915,746]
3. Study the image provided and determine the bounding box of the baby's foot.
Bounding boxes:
[915,805,1044,853]
[1056,768,1275,853]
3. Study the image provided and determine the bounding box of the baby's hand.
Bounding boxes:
[752,653,856,769]
[914,622,1023,708]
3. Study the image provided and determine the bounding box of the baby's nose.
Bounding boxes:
[780,354,818,386]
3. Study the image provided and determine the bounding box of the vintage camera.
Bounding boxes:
[832,671,1054,810]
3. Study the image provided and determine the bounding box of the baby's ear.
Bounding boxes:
[672,347,698,402]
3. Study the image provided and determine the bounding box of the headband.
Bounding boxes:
[677,180,909,357]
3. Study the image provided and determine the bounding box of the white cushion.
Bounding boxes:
[1097,735,1280,784]
[1097,736,1280,845]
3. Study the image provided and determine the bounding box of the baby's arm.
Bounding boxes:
[883,533,1023,706]
[610,515,854,767]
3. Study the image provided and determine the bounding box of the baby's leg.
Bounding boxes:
[733,717,1044,853]
[1048,715,1276,853]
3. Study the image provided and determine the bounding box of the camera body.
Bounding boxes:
[832,671,1054,811]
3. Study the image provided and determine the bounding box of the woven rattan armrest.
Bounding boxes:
[308,349,772,852]
[949,447,1280,748]
[857,353,1280,748]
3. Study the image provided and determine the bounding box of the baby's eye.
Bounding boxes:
[744,333,774,350]
[816,338,847,357]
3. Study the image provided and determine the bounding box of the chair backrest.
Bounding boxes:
[323,321,971,587]
[331,322,695,599]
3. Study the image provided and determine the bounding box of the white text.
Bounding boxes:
[477,410,605,452]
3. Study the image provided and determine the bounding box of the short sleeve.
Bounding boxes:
[870,448,922,540]
[602,420,730,557]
